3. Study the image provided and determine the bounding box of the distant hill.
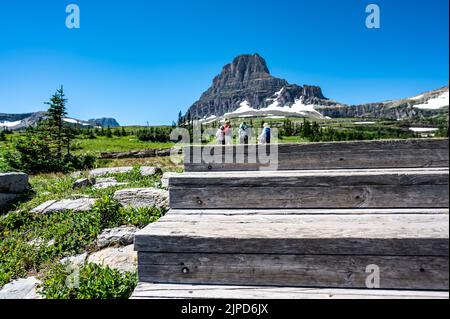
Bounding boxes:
[0,112,120,130]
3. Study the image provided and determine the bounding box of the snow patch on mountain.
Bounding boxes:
[0,120,22,128]
[413,91,449,110]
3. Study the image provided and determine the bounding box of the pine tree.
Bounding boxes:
[44,86,69,160]
[106,126,113,138]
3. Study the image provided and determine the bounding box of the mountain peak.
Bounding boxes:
[228,53,270,77]
[186,54,329,119]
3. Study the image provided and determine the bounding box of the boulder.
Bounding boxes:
[72,178,95,189]
[0,173,28,209]
[113,188,169,210]
[0,277,42,299]
[31,198,97,214]
[87,245,137,273]
[0,193,21,209]
[140,166,162,177]
[89,167,134,178]
[0,173,29,193]
[96,225,138,249]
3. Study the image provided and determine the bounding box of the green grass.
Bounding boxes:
[40,262,137,299]
[74,136,174,154]
[0,165,167,293]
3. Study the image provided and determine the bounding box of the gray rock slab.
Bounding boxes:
[113,188,169,210]
[140,166,162,177]
[96,226,138,249]
[31,198,97,214]
[73,178,95,189]
[0,277,42,299]
[89,167,134,178]
[87,245,137,273]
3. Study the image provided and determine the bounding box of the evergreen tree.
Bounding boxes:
[106,126,113,138]
[44,86,69,160]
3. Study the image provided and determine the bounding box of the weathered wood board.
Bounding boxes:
[134,212,449,256]
[138,253,449,290]
[169,168,449,209]
[167,208,450,216]
[131,283,450,299]
[184,139,449,172]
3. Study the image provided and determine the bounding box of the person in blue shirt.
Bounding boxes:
[259,123,271,144]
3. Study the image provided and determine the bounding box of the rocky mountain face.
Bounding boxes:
[184,54,449,121]
[0,112,120,130]
[0,112,46,130]
[317,86,449,120]
[88,118,120,128]
[185,54,334,120]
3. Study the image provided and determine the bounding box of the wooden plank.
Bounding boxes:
[167,208,450,216]
[131,283,450,299]
[169,168,449,209]
[138,253,449,290]
[171,185,449,209]
[184,139,449,171]
[170,168,449,187]
[134,213,449,256]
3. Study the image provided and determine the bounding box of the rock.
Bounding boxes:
[87,245,137,273]
[89,167,134,178]
[96,226,138,249]
[93,178,128,190]
[113,188,169,210]
[60,253,88,267]
[0,193,21,209]
[31,198,97,214]
[140,166,162,176]
[0,277,42,299]
[73,178,95,189]
[0,173,28,209]
[0,173,29,193]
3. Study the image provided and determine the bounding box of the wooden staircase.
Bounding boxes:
[132,139,449,299]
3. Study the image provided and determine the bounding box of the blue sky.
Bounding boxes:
[0,0,448,125]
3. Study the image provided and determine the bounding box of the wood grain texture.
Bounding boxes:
[166,208,450,216]
[184,139,449,172]
[138,253,449,290]
[169,168,449,209]
[131,283,450,299]
[170,185,449,209]
[134,213,449,256]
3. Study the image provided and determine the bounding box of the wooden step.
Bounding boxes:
[135,210,449,290]
[131,283,450,299]
[169,168,449,209]
[184,139,449,172]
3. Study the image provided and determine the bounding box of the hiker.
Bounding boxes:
[258,123,271,144]
[239,122,250,144]
[216,125,225,145]
[224,119,233,145]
